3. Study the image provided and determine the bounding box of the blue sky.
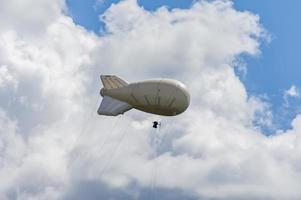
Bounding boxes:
[235,0,301,131]
[67,0,301,132]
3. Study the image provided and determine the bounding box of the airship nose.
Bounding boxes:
[177,82,190,104]
[173,81,190,114]
[183,91,190,110]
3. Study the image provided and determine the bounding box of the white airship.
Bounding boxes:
[97,75,190,116]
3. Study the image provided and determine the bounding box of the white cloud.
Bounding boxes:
[0,0,66,36]
[285,85,299,97]
[0,66,17,89]
[284,85,299,107]
[1,0,301,200]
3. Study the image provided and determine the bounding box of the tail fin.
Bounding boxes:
[97,96,132,116]
[100,75,128,89]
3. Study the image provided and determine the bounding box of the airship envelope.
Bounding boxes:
[97,75,190,116]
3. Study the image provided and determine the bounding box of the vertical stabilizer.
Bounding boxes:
[100,75,128,89]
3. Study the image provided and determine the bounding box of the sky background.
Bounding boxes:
[67,0,301,132]
[1,0,301,200]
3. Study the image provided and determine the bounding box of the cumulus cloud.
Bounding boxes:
[284,85,299,107]
[1,0,301,200]
[286,85,299,97]
[0,0,66,35]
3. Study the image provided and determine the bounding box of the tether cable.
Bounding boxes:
[94,115,122,158]
[149,117,176,200]
[67,95,101,168]
[98,112,135,177]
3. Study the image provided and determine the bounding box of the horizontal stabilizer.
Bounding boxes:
[97,96,132,116]
[100,75,128,89]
